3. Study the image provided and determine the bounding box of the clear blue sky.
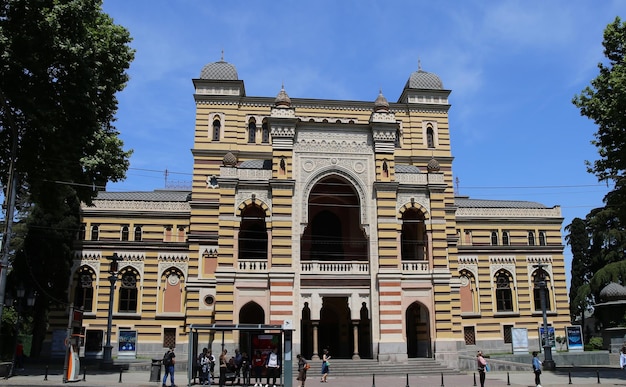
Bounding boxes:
[102,0,623,286]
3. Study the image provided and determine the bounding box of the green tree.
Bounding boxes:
[0,0,134,356]
[565,217,592,323]
[0,0,134,203]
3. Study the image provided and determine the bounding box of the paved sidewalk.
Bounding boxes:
[1,367,626,387]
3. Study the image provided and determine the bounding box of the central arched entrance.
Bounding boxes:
[319,297,352,358]
[406,302,431,358]
[301,175,367,262]
[239,302,265,356]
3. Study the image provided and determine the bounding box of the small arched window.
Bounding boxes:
[212,119,221,141]
[502,231,510,246]
[73,266,95,312]
[539,231,547,246]
[78,224,86,240]
[533,269,551,311]
[91,225,99,241]
[528,231,536,246]
[134,226,142,242]
[121,226,129,241]
[395,128,401,148]
[262,121,270,143]
[248,119,257,143]
[491,231,498,246]
[426,127,435,148]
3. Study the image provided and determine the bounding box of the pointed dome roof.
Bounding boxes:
[200,52,238,80]
[599,282,626,301]
[374,89,390,112]
[275,84,291,107]
[405,60,443,90]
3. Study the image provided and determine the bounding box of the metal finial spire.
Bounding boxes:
[221,49,224,61]
[418,58,422,71]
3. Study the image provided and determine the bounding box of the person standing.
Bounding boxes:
[219,349,229,387]
[476,350,486,387]
[620,346,626,369]
[162,346,176,387]
[252,350,264,387]
[234,349,243,385]
[241,351,250,387]
[296,354,308,387]
[201,349,212,385]
[532,351,542,387]
[264,347,281,387]
[320,348,331,383]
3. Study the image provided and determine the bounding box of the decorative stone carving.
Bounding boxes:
[397,193,430,214]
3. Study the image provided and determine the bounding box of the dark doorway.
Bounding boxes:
[239,302,265,356]
[406,302,431,358]
[319,297,352,358]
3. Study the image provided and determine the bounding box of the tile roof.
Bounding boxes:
[455,197,548,209]
[95,190,191,202]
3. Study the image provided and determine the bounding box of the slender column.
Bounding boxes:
[312,322,319,360]
[352,321,360,359]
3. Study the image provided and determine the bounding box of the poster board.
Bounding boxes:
[566,325,584,352]
[118,330,137,358]
[538,326,556,351]
[512,327,529,354]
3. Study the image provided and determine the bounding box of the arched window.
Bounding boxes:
[533,269,552,312]
[539,231,547,246]
[395,128,401,148]
[121,226,129,241]
[495,271,514,312]
[90,225,99,241]
[528,231,535,246]
[164,226,172,242]
[248,119,256,143]
[212,119,221,141]
[118,268,139,313]
[238,205,268,260]
[426,127,435,148]
[262,121,270,143]
[73,266,95,312]
[177,226,186,242]
[134,226,142,242]
[78,224,86,240]
[502,231,510,246]
[401,209,427,261]
[491,231,499,246]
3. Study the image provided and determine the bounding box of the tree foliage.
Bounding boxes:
[568,16,626,330]
[0,0,134,203]
[573,16,626,187]
[565,217,591,320]
[0,0,135,357]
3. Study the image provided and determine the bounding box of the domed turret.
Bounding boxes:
[374,89,390,112]
[199,52,238,80]
[405,59,443,90]
[427,157,440,172]
[275,84,291,107]
[222,152,237,167]
[599,282,626,302]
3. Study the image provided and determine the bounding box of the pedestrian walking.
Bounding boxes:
[201,349,212,385]
[296,354,309,387]
[320,348,331,383]
[476,350,486,387]
[162,346,176,387]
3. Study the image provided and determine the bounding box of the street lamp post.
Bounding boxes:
[103,253,121,366]
[5,284,35,378]
[534,263,555,370]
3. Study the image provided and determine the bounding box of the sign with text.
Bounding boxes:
[566,325,584,352]
[538,326,556,351]
[512,327,529,354]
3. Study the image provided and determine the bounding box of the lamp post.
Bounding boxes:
[533,263,555,370]
[5,283,35,378]
[103,253,121,366]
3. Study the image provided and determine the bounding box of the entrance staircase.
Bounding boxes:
[296,358,460,377]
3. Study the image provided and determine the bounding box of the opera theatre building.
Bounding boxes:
[52,58,571,369]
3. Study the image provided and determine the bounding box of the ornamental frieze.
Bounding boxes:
[88,200,190,212]
[456,207,561,218]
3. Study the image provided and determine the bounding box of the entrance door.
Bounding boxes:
[239,302,265,356]
[406,302,431,358]
[319,297,352,358]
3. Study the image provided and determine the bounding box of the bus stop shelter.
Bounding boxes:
[186,323,295,387]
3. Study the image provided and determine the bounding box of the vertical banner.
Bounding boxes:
[538,326,556,351]
[512,328,529,354]
[566,325,584,352]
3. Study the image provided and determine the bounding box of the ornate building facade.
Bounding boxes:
[53,59,570,368]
